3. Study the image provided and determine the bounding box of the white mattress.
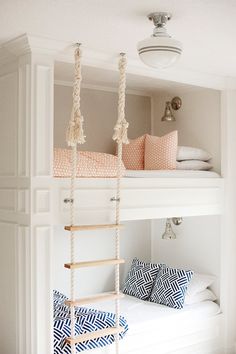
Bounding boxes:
[124,170,220,178]
[91,295,221,354]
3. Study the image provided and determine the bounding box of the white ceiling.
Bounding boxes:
[1,0,236,78]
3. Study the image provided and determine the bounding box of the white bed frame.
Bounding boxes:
[83,313,223,354]
[0,34,236,354]
[53,177,223,225]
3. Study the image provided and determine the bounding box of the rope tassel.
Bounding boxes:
[113,54,129,145]
[67,109,86,146]
[66,46,86,146]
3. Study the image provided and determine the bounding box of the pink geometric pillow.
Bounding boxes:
[122,135,146,170]
[54,149,126,178]
[144,131,178,170]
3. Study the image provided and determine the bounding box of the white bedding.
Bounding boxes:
[94,294,220,332]
[124,170,220,178]
[90,295,221,354]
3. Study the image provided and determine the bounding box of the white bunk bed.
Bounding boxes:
[2,34,236,354]
[53,174,223,225]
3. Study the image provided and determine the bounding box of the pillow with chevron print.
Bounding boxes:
[149,266,194,309]
[123,258,163,300]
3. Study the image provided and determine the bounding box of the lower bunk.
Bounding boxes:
[54,293,222,354]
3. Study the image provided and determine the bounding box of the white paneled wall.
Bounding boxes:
[0,37,56,354]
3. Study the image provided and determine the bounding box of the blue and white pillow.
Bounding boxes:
[123,258,162,300]
[149,266,194,309]
[53,290,68,317]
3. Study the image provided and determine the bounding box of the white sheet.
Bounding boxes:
[90,295,221,354]
[124,170,220,178]
[94,294,220,333]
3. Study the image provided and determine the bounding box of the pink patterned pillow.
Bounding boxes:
[145,131,178,170]
[54,148,125,178]
[122,135,146,170]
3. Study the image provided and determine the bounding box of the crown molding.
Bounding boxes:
[57,46,235,91]
[1,33,236,90]
[1,33,69,59]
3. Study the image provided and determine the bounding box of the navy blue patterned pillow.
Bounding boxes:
[123,258,162,300]
[149,267,194,309]
[53,290,67,306]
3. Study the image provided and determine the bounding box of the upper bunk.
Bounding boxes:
[53,174,223,225]
[52,53,223,223]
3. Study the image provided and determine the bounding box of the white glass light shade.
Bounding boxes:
[137,36,182,69]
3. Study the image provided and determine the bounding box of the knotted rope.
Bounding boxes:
[113,53,128,354]
[66,48,128,354]
[66,45,86,146]
[112,53,129,145]
[67,45,85,354]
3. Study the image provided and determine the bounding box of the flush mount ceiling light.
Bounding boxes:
[137,12,182,69]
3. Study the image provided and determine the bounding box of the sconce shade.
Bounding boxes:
[162,218,176,240]
[161,102,176,122]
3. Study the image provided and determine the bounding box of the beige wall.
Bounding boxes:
[54,84,221,172]
[54,85,151,154]
[153,89,221,173]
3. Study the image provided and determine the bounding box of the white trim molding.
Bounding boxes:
[1,33,236,90]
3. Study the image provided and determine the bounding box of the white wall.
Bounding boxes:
[151,215,221,298]
[0,71,18,354]
[54,84,151,154]
[53,220,151,297]
[153,89,221,173]
[0,223,17,354]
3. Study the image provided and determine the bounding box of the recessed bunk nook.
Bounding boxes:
[1,34,236,354]
[53,61,223,224]
[51,56,223,354]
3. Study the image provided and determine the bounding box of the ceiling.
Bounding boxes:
[1,0,236,78]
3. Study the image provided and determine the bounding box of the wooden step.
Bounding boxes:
[66,326,123,345]
[64,224,123,232]
[64,258,125,270]
[65,292,124,306]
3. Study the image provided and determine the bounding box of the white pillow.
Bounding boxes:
[177,146,212,161]
[176,160,212,171]
[187,272,216,297]
[185,288,217,305]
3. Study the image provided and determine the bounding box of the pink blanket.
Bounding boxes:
[54,148,125,178]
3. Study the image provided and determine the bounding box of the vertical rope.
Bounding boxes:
[66,46,86,147]
[112,54,129,144]
[70,145,77,354]
[67,45,85,354]
[114,53,128,354]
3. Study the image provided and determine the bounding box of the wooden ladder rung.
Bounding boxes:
[64,224,123,232]
[65,292,124,306]
[66,326,123,345]
[64,258,125,270]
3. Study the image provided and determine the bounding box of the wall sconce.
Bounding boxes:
[161,96,182,122]
[162,217,183,240]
